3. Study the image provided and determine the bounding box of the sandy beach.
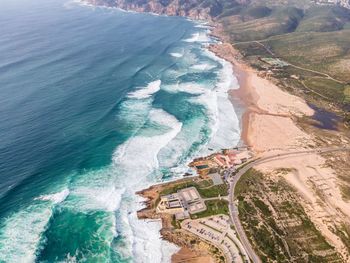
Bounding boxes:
[134,19,350,263]
[210,38,350,260]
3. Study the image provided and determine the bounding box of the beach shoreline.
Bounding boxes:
[135,24,259,263]
[77,1,350,260]
[134,20,275,262]
[140,18,347,261]
[208,23,350,261]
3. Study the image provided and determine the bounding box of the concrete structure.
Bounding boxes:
[181,215,250,263]
[178,187,207,214]
[175,211,190,220]
[190,158,219,176]
[208,172,224,185]
[157,187,207,216]
[190,149,253,177]
[156,193,185,214]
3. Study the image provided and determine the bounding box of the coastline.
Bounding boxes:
[134,24,255,263]
[208,42,258,148]
[77,1,350,261]
[209,23,350,261]
[137,18,348,262]
[136,178,224,263]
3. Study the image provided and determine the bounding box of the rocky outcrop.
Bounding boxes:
[81,0,250,20]
[83,0,211,20]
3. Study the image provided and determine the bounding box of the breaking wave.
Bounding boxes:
[0,2,242,261]
[183,32,211,43]
[127,80,161,99]
[169,52,183,58]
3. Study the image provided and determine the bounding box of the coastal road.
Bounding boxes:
[228,146,350,263]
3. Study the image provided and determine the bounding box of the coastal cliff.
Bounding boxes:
[136,179,226,263]
[82,0,249,20]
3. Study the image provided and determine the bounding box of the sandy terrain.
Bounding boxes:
[210,40,350,260]
[210,42,314,152]
[172,248,214,263]
[247,114,312,152]
[135,24,350,263]
[256,154,350,260]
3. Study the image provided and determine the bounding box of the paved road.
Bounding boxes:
[227,146,350,263]
[203,196,229,201]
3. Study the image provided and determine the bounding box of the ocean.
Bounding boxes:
[0,0,242,262]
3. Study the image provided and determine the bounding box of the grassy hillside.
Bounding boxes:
[217,2,350,115]
[221,7,304,41]
[92,0,350,118]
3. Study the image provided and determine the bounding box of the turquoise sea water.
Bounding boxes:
[0,0,242,262]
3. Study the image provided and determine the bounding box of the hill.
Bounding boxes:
[85,0,350,115]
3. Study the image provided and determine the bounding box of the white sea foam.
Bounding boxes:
[113,108,182,178]
[46,86,182,262]
[127,80,161,99]
[169,52,183,58]
[191,63,216,71]
[68,184,125,213]
[0,187,74,262]
[0,204,54,263]
[195,24,211,29]
[158,116,206,173]
[114,194,178,263]
[183,32,210,43]
[35,189,70,204]
[162,82,207,95]
[110,109,183,261]
[202,49,241,150]
[129,208,178,263]
[0,90,184,263]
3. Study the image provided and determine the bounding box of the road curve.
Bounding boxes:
[228,147,350,263]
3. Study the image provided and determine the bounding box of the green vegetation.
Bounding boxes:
[160,179,228,199]
[335,224,350,254]
[101,0,350,118]
[340,183,350,201]
[171,215,181,229]
[344,85,350,103]
[197,184,228,198]
[216,1,350,112]
[235,168,342,262]
[222,7,304,42]
[297,6,350,32]
[192,200,229,219]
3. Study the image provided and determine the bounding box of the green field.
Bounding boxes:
[160,179,228,199]
[191,200,229,219]
[216,1,350,114]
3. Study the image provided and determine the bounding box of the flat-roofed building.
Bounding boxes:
[178,187,206,214]
[189,189,199,200]
[157,187,207,216]
[156,193,185,214]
